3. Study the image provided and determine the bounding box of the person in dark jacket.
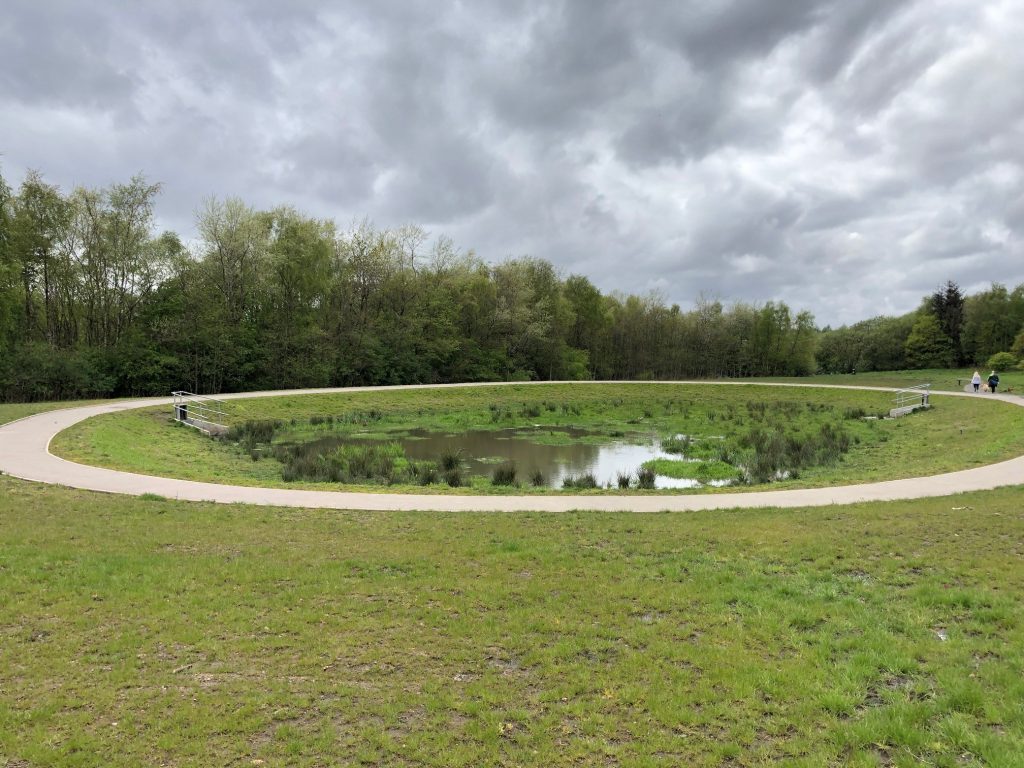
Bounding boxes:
[988,371,1000,393]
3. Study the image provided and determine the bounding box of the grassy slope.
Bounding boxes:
[0,399,111,427]
[1,475,1022,767]
[749,368,1024,393]
[50,383,1024,494]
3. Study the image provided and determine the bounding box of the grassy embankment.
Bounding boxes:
[750,368,1023,393]
[51,382,1024,494]
[1,474,1022,766]
[0,399,112,426]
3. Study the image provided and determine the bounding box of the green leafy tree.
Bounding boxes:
[962,283,1024,364]
[261,208,334,387]
[10,172,75,346]
[1010,327,1024,361]
[929,280,966,365]
[563,274,611,377]
[71,175,165,348]
[904,313,955,369]
[0,168,17,356]
[817,314,915,373]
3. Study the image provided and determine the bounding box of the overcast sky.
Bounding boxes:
[3,0,1023,326]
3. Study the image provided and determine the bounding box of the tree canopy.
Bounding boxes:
[2,169,1022,401]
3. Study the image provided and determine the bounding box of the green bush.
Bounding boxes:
[986,351,1017,371]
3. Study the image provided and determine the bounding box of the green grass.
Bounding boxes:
[642,458,740,481]
[0,398,112,427]
[50,383,1024,494]
[1,475,1023,766]
[749,367,1024,393]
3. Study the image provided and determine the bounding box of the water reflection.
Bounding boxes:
[301,426,727,489]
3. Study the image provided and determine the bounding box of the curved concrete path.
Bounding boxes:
[1,381,1022,512]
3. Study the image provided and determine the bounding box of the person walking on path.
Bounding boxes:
[972,371,982,392]
[988,371,1000,394]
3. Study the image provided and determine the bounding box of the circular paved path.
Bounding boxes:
[1,382,1022,512]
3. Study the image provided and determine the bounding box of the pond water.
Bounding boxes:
[297,426,732,489]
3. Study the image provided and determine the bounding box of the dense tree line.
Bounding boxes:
[3,168,1021,402]
[818,280,1024,373]
[0,169,819,401]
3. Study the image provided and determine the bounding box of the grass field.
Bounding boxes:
[750,368,1023,393]
[1,474,1022,766]
[50,382,1024,494]
[0,398,111,427]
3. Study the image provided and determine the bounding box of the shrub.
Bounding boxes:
[986,351,1017,371]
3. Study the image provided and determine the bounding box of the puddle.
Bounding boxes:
[293,426,732,489]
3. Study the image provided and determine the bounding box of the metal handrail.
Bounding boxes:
[893,383,931,408]
[172,391,230,434]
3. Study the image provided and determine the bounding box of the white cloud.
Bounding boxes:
[1,0,1021,326]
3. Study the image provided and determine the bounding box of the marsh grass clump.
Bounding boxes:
[560,402,582,416]
[443,468,463,487]
[489,406,513,422]
[661,435,691,454]
[226,419,283,447]
[439,448,463,472]
[279,442,404,484]
[746,401,767,418]
[491,464,518,486]
[562,473,598,489]
[738,421,854,483]
[616,472,632,489]
[412,462,439,485]
[843,407,867,420]
[643,459,738,482]
[335,410,384,426]
[519,403,541,418]
[635,467,656,489]
[530,470,545,487]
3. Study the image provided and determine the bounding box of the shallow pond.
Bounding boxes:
[296,426,731,489]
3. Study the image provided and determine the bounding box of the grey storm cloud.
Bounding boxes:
[1,0,1022,325]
